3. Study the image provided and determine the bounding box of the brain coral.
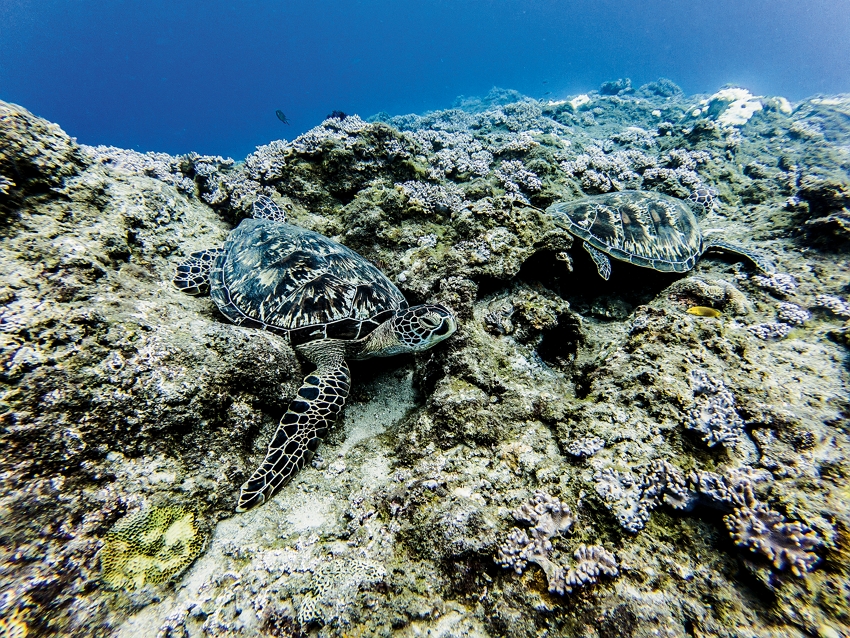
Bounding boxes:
[99,506,204,590]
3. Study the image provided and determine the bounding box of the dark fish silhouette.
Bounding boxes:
[275,110,290,124]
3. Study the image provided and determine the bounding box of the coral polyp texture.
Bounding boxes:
[724,504,821,576]
[99,506,204,590]
[685,369,745,447]
[495,491,618,595]
[2,81,850,637]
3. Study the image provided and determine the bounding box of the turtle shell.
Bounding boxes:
[547,190,704,272]
[210,218,407,347]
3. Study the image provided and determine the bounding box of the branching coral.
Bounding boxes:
[566,436,605,458]
[815,294,850,318]
[396,180,465,214]
[776,302,811,326]
[595,461,823,577]
[494,160,542,200]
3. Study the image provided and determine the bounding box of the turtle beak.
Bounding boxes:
[433,314,456,338]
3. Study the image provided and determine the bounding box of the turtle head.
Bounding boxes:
[358,304,456,358]
[393,304,456,351]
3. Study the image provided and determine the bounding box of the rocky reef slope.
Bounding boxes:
[1,81,849,638]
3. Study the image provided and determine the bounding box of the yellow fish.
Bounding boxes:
[686,306,721,318]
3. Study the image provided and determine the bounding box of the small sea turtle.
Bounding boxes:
[546,190,774,280]
[173,196,457,511]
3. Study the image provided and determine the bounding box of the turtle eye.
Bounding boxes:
[419,313,441,329]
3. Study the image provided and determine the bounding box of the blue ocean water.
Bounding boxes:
[1,0,848,159]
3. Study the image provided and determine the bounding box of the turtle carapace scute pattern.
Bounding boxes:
[546,190,774,280]
[173,196,457,512]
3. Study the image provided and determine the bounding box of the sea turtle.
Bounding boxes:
[172,196,457,511]
[546,190,774,280]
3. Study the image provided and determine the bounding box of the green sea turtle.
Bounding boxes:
[546,190,774,280]
[172,196,457,511]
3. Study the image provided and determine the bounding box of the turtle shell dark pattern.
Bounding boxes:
[210,218,407,346]
[548,190,704,272]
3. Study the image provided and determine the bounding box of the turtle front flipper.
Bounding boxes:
[172,249,225,296]
[701,239,775,274]
[583,242,612,280]
[236,344,350,512]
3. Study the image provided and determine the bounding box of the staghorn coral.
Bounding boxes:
[686,370,745,447]
[495,491,617,595]
[99,506,204,590]
[725,504,821,576]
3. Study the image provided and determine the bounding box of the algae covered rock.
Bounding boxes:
[100,506,204,590]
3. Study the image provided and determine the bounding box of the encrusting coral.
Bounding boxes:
[99,506,204,590]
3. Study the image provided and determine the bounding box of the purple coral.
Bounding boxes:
[725,504,821,576]
[495,491,618,595]
[752,273,797,296]
[566,436,605,458]
[747,322,792,340]
[512,490,575,538]
[776,302,810,326]
[686,370,745,447]
[815,294,850,318]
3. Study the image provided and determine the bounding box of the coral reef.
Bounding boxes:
[2,78,850,637]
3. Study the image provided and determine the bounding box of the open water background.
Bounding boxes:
[1,0,849,158]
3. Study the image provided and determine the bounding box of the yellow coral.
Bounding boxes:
[100,506,204,590]
[0,608,28,638]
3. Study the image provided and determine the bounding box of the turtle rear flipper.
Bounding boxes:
[173,249,225,296]
[584,241,612,280]
[702,239,775,274]
[236,343,349,512]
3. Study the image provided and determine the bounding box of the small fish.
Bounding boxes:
[686,306,722,318]
[275,110,290,124]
